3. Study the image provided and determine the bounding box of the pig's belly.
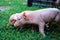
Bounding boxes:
[42,14,56,23]
[44,17,54,22]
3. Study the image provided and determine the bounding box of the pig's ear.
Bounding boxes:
[23,12,29,20]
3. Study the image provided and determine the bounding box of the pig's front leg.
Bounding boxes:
[39,22,45,37]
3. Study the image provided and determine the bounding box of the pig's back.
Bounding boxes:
[31,8,59,22]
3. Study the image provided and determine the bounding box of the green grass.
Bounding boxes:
[0,0,60,40]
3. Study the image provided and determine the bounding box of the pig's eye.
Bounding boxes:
[18,19,20,20]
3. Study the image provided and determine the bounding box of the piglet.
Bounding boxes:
[9,8,60,37]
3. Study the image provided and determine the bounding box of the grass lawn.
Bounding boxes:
[0,0,60,40]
